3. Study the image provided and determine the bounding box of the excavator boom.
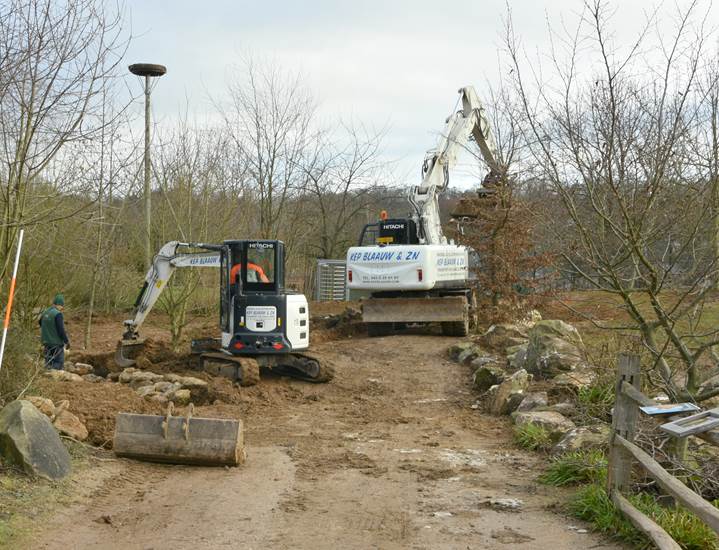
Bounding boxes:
[347,85,502,336]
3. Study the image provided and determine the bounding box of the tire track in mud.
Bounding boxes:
[29,333,625,550]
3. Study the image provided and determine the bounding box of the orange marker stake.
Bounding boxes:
[0,229,25,373]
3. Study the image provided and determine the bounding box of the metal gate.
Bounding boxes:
[315,260,347,301]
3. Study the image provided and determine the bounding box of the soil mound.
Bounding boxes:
[38,379,163,447]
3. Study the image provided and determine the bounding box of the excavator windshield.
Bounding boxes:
[230,263,270,284]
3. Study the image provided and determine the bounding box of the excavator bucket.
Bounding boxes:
[114,404,245,466]
[114,339,145,368]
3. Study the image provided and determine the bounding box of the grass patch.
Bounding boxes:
[577,379,615,423]
[0,440,88,548]
[570,484,719,550]
[540,450,607,486]
[514,422,552,451]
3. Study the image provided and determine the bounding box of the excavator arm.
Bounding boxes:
[121,241,223,342]
[409,86,502,245]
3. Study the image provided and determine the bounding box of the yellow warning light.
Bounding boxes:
[380,210,388,221]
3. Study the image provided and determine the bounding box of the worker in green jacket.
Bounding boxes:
[39,294,70,370]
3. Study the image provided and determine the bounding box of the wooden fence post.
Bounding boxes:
[608,353,641,494]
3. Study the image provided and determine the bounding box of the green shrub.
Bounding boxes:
[540,450,607,486]
[569,484,719,550]
[514,422,552,451]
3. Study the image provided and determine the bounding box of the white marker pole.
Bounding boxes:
[0,229,25,374]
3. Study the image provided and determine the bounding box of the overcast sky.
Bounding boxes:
[122,0,716,188]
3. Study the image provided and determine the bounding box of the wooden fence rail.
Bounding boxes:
[607,353,719,549]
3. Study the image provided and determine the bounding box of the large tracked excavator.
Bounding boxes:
[116,239,334,386]
[346,86,503,337]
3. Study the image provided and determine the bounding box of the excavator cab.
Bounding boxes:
[219,240,308,356]
[358,218,420,247]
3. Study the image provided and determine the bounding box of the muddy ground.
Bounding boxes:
[23,310,623,549]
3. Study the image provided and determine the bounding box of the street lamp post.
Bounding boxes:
[129,63,166,270]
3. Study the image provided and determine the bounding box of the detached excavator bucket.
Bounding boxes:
[114,338,145,368]
[114,404,245,466]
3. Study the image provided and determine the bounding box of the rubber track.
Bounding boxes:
[285,353,335,383]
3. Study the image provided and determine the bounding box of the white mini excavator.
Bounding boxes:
[116,239,333,386]
[346,86,503,336]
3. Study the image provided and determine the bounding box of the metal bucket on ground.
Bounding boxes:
[113,404,245,466]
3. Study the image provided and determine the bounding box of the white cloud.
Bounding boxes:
[124,0,717,191]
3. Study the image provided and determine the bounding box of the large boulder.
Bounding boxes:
[53,410,88,441]
[479,324,529,352]
[473,364,505,392]
[118,368,137,383]
[547,402,577,417]
[153,381,173,393]
[66,362,93,376]
[552,424,610,454]
[170,389,191,406]
[516,392,548,412]
[0,400,71,480]
[490,369,532,415]
[25,396,55,417]
[136,385,157,398]
[179,376,209,402]
[129,371,164,389]
[469,354,499,370]
[549,370,597,399]
[447,342,485,364]
[523,320,585,378]
[178,376,207,389]
[513,410,576,441]
[506,343,528,370]
[149,393,168,405]
[45,370,83,383]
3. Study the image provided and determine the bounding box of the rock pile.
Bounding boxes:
[47,361,108,383]
[519,320,586,378]
[318,307,362,328]
[26,396,88,441]
[44,358,209,405]
[450,316,607,450]
[114,368,208,404]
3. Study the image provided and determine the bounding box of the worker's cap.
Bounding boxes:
[53,293,65,306]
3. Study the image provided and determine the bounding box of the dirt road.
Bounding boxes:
[29,333,621,549]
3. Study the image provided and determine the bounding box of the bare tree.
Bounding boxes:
[0,0,128,282]
[218,58,315,240]
[153,116,248,350]
[301,122,389,259]
[505,0,719,401]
